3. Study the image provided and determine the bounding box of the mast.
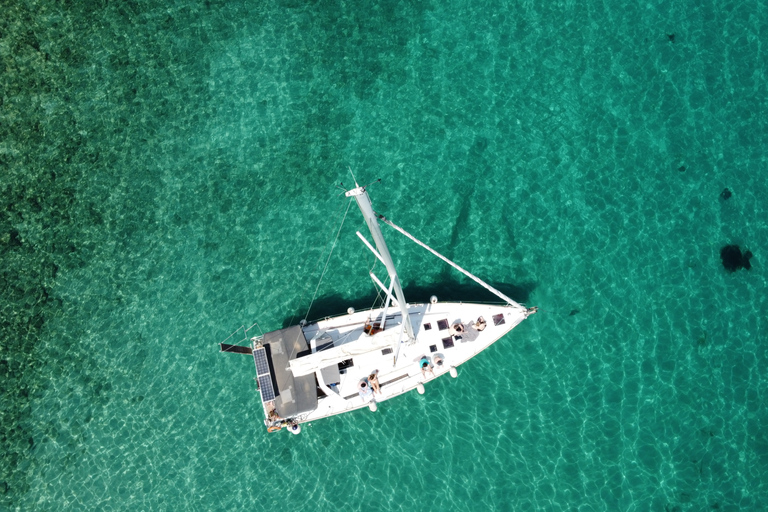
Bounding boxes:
[345,184,415,343]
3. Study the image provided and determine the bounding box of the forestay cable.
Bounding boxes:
[304,199,353,321]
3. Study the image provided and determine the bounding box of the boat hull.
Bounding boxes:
[255,301,531,430]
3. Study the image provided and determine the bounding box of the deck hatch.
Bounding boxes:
[493,314,505,326]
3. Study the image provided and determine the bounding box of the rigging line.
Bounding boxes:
[245,321,265,338]
[304,198,353,322]
[286,199,350,327]
[367,246,385,310]
[369,273,388,311]
[377,213,527,310]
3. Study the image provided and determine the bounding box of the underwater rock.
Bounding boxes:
[720,245,752,272]
[720,188,732,200]
[7,229,22,248]
[569,309,580,316]
[678,165,686,172]
[668,34,675,43]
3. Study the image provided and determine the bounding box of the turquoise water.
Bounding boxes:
[2,0,766,510]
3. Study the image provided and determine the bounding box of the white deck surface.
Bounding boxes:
[289,301,529,424]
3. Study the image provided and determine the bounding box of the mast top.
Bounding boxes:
[345,186,365,197]
[344,178,381,197]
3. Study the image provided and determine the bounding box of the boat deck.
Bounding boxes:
[262,301,529,426]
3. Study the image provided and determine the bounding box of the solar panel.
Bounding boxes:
[253,347,270,376]
[258,375,276,402]
[253,347,276,402]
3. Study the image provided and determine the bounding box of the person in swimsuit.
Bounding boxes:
[369,371,381,394]
[420,356,435,377]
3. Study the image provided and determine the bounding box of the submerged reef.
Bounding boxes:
[0,3,95,505]
[720,245,752,272]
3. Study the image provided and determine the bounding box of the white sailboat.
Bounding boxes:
[220,182,536,434]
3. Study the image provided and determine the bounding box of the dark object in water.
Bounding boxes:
[678,165,686,172]
[668,34,675,43]
[720,245,752,272]
[720,188,732,200]
[569,309,580,316]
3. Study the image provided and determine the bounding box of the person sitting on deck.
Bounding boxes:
[475,316,487,331]
[433,354,445,368]
[358,379,373,399]
[420,356,435,378]
[368,371,381,394]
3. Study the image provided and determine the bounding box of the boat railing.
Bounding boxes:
[218,322,263,349]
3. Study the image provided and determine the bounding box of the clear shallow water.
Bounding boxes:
[2,0,767,510]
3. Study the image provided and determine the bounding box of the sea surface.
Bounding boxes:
[2,0,767,510]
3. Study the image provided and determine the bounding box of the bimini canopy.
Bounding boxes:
[262,325,317,418]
